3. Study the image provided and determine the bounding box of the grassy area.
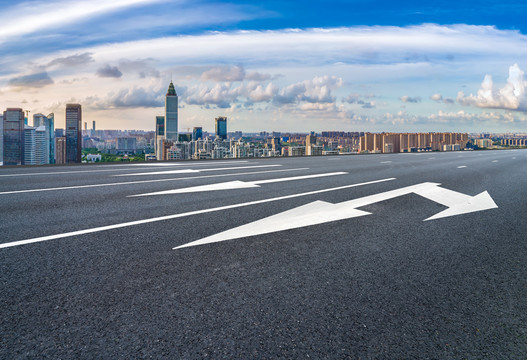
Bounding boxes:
[82,148,145,162]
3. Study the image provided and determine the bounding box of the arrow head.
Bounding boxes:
[424,191,498,221]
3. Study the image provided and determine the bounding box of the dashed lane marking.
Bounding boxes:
[0,168,308,195]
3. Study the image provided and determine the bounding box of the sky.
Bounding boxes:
[1,0,527,133]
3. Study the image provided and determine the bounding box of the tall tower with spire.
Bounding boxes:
[164,81,178,141]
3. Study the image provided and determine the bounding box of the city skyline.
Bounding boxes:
[1,1,527,133]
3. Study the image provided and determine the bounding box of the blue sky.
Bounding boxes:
[1,0,526,133]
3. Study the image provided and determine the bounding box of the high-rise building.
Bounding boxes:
[215,116,227,140]
[155,115,165,160]
[3,108,25,165]
[35,126,47,165]
[306,133,317,155]
[65,104,82,163]
[24,126,36,165]
[193,127,203,141]
[48,113,55,164]
[33,113,54,164]
[55,137,66,164]
[165,81,178,141]
[92,121,96,131]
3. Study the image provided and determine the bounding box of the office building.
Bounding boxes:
[215,116,227,140]
[35,126,47,165]
[116,137,137,154]
[55,137,66,164]
[24,126,36,165]
[155,115,165,160]
[65,104,82,163]
[306,133,317,155]
[165,81,178,141]
[193,127,203,141]
[33,113,54,164]
[3,108,25,165]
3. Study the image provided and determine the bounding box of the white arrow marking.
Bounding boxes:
[130,172,348,196]
[174,182,498,249]
[112,164,282,176]
[0,177,394,249]
[0,168,308,195]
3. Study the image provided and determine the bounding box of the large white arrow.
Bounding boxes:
[174,182,498,249]
[130,172,348,196]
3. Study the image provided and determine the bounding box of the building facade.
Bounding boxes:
[3,108,25,165]
[65,104,82,163]
[55,137,67,164]
[165,81,178,141]
[215,116,227,140]
[193,127,203,141]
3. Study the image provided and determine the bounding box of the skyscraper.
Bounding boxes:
[155,115,165,160]
[193,127,203,141]
[165,81,178,141]
[33,113,53,164]
[3,108,25,165]
[215,116,227,140]
[48,113,55,164]
[65,104,82,163]
[24,126,36,165]
[55,137,66,164]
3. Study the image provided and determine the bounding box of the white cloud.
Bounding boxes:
[201,65,245,82]
[430,93,442,101]
[274,76,342,104]
[457,64,527,111]
[0,0,163,41]
[400,95,421,103]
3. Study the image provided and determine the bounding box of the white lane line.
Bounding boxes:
[129,161,251,167]
[112,164,282,176]
[428,157,436,160]
[492,160,498,163]
[0,177,396,249]
[327,158,341,161]
[0,161,256,177]
[380,161,392,164]
[130,172,348,196]
[512,157,516,159]
[457,166,467,169]
[0,168,308,195]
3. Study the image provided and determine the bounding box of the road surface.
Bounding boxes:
[1,149,526,358]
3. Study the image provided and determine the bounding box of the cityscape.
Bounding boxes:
[1,0,527,359]
[2,80,526,166]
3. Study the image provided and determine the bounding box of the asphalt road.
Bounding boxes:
[1,149,526,358]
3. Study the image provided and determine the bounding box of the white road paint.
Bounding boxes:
[380,161,392,164]
[0,161,255,177]
[130,172,348,196]
[492,160,498,163]
[0,168,308,195]
[0,178,395,249]
[113,164,282,176]
[175,182,498,249]
[130,161,250,166]
[428,157,436,160]
[457,166,467,169]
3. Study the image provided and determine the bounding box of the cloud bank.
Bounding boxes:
[458,64,527,112]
